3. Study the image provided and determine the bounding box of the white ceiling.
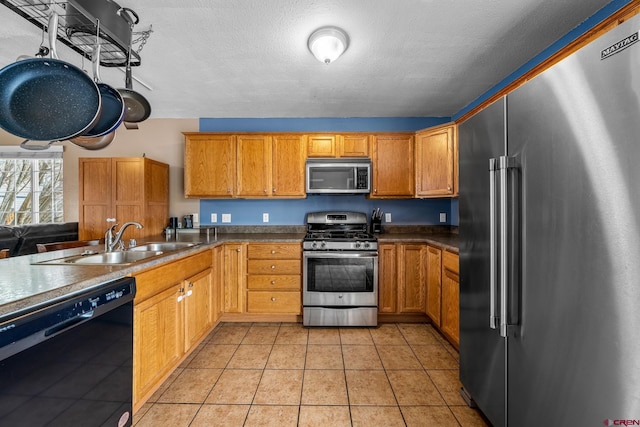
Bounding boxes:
[0,0,613,119]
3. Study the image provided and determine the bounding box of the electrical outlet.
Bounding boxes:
[211,213,217,223]
[222,213,231,223]
[385,213,392,223]
[440,212,447,223]
[262,213,269,223]
[192,213,199,223]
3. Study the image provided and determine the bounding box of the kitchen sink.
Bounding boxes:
[129,241,201,252]
[35,250,164,266]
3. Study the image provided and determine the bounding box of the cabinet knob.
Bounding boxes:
[374,189,377,193]
[270,280,276,285]
[271,265,276,269]
[179,287,185,293]
[264,189,268,193]
[271,297,276,302]
[271,250,276,254]
[236,248,241,252]
[188,282,194,287]
[273,188,277,193]
[447,186,452,191]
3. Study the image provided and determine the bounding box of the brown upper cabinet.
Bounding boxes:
[306,133,370,157]
[415,123,458,197]
[184,133,306,198]
[370,133,415,198]
[184,134,236,198]
[78,157,169,240]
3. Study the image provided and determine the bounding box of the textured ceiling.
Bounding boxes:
[0,0,613,119]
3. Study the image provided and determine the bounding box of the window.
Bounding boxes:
[0,146,64,225]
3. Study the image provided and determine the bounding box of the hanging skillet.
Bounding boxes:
[117,8,151,124]
[70,22,124,149]
[0,12,101,147]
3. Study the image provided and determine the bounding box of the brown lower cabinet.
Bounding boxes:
[378,243,427,315]
[246,243,302,315]
[132,249,215,411]
[425,245,460,347]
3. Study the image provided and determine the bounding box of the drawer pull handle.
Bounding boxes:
[271,297,276,302]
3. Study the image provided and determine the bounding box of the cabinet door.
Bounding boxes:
[339,134,370,157]
[415,124,457,197]
[426,245,442,324]
[224,243,246,313]
[307,134,336,157]
[184,134,236,197]
[134,284,184,406]
[212,245,224,323]
[272,134,306,197]
[398,244,427,313]
[378,243,397,313]
[441,251,459,346]
[371,134,414,197]
[112,158,145,241]
[78,158,112,240]
[184,268,213,349]
[237,135,272,197]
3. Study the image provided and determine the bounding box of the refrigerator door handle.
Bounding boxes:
[498,155,519,338]
[489,158,499,330]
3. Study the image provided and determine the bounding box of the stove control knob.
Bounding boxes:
[312,242,318,249]
[354,242,361,249]
[320,242,326,248]
[364,242,370,249]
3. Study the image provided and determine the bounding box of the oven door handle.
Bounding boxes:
[303,251,378,259]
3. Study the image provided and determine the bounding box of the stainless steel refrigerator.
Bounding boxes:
[459,13,640,427]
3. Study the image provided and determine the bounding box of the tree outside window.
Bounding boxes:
[0,147,64,225]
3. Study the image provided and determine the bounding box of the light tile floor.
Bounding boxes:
[133,322,490,427]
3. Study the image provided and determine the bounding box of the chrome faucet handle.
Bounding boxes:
[129,238,137,248]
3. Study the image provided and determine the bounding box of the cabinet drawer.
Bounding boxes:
[443,250,459,274]
[247,275,301,290]
[247,259,301,275]
[247,243,301,259]
[133,249,212,303]
[247,291,301,314]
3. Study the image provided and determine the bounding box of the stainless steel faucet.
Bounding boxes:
[105,221,144,252]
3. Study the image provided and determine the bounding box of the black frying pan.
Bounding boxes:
[0,12,101,142]
[117,8,151,123]
[72,42,124,139]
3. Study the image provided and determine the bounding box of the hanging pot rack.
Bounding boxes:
[0,0,151,67]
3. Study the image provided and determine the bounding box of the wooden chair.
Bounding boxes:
[36,239,104,253]
[0,249,9,259]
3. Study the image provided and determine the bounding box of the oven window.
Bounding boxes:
[306,257,374,292]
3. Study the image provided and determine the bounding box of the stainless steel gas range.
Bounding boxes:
[302,211,378,327]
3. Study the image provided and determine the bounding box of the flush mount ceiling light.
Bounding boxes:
[308,26,349,64]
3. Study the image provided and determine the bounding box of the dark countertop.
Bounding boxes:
[0,226,457,319]
[376,233,459,253]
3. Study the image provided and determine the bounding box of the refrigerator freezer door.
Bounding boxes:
[506,15,640,426]
[459,97,508,427]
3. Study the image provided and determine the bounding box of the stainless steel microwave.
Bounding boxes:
[306,158,371,194]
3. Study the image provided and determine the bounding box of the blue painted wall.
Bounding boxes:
[199,117,449,133]
[200,196,451,226]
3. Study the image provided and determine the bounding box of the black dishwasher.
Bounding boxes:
[0,277,135,427]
